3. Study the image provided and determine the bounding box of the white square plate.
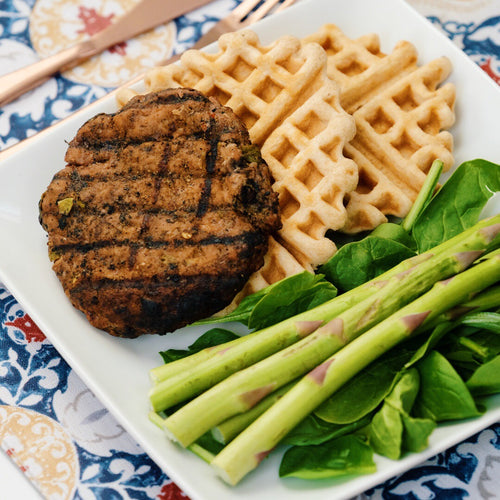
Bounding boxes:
[0,0,499,498]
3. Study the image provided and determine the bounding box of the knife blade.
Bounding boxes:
[0,0,213,107]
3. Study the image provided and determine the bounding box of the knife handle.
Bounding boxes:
[0,40,96,107]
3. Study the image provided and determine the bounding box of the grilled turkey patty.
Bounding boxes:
[39,88,281,338]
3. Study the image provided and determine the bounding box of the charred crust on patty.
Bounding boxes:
[39,87,281,338]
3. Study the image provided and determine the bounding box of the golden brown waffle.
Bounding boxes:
[304,24,456,232]
[117,30,358,287]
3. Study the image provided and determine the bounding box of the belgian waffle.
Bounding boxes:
[304,24,456,232]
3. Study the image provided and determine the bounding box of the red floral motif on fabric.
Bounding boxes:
[157,482,190,500]
[77,6,127,55]
[480,58,500,85]
[5,314,46,342]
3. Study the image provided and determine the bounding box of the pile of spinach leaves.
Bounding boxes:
[159,159,500,480]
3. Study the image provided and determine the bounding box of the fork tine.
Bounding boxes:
[245,0,297,26]
[274,0,298,14]
[245,0,281,24]
[231,0,262,20]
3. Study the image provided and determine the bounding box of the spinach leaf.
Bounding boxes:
[283,414,371,447]
[401,414,437,454]
[368,369,434,460]
[438,317,500,380]
[195,271,337,329]
[319,236,416,292]
[246,274,337,330]
[412,159,500,252]
[459,312,500,334]
[466,355,500,396]
[279,434,375,480]
[405,322,454,368]
[319,160,447,291]
[159,328,240,363]
[385,367,420,413]
[368,369,436,459]
[414,351,482,421]
[369,402,404,460]
[314,348,413,424]
[371,222,416,247]
[405,309,500,370]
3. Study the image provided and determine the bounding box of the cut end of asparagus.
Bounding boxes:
[212,447,274,486]
[149,369,160,385]
[188,443,216,464]
[211,427,226,445]
[149,411,185,445]
[148,411,164,429]
[162,422,182,444]
[212,462,239,486]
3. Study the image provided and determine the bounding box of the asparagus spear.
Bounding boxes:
[402,159,443,232]
[211,382,295,444]
[158,219,499,445]
[149,215,500,413]
[200,282,500,445]
[149,412,216,464]
[211,253,500,485]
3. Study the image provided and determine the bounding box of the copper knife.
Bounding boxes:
[0,0,212,107]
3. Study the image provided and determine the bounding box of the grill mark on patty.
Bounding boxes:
[54,236,267,286]
[74,132,212,153]
[128,242,139,269]
[154,141,172,205]
[52,168,238,185]
[196,113,218,218]
[41,204,238,226]
[43,177,246,215]
[65,138,243,175]
[43,209,256,253]
[139,212,151,238]
[70,273,243,295]
[51,230,263,255]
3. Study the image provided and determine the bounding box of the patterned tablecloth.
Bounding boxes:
[0,0,499,498]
